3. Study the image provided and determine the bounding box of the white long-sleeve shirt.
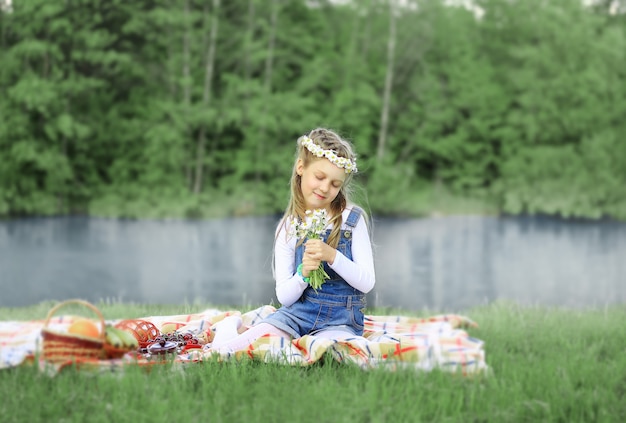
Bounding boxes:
[274,207,376,307]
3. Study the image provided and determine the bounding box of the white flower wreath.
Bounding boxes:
[299,136,358,174]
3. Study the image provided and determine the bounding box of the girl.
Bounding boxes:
[209,128,375,352]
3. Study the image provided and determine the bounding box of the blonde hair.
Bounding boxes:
[280,127,359,249]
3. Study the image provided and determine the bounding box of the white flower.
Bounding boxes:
[289,208,331,290]
[291,209,328,240]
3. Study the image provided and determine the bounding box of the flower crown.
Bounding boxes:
[299,135,358,174]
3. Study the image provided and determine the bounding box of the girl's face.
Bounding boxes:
[297,157,346,212]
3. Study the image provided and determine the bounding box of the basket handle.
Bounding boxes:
[43,299,106,342]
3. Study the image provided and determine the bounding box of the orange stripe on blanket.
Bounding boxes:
[0,330,21,345]
[163,322,187,331]
[344,343,368,360]
[293,337,308,352]
[392,342,418,359]
[457,337,468,376]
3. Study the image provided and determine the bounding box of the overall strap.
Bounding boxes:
[345,206,363,229]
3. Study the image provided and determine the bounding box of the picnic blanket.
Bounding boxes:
[0,305,487,375]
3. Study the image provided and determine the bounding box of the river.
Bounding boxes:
[1,215,624,311]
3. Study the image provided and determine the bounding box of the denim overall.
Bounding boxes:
[263,207,367,338]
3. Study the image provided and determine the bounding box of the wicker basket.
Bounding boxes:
[41,299,106,364]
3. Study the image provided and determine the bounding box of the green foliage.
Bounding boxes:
[479,0,626,219]
[498,130,626,219]
[1,0,625,220]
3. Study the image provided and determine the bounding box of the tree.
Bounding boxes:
[193,0,220,195]
[376,0,397,162]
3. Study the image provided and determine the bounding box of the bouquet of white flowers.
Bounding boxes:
[290,209,330,290]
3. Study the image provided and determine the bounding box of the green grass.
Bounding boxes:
[1,300,625,422]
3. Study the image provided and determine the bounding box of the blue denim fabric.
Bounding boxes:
[262,207,367,338]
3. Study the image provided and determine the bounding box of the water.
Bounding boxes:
[1,215,624,311]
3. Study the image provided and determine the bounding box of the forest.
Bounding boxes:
[1,0,625,220]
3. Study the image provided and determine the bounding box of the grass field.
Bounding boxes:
[1,300,625,422]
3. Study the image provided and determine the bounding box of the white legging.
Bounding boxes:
[211,322,290,353]
[211,321,364,353]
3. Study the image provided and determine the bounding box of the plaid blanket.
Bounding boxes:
[0,305,487,375]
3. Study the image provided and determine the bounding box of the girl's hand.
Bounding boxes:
[304,239,337,265]
[301,252,321,278]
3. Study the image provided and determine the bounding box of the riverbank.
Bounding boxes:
[1,300,625,422]
[5,180,624,223]
[3,183,501,221]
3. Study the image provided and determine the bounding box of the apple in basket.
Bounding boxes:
[68,318,100,339]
